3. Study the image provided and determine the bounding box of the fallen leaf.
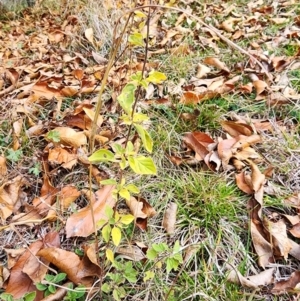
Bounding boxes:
[221,120,253,137]
[271,271,300,294]
[126,196,156,231]
[37,247,101,286]
[227,266,274,288]
[0,176,27,221]
[48,147,78,169]
[203,57,230,74]
[51,127,87,148]
[162,202,178,234]
[66,185,116,237]
[0,156,7,176]
[116,245,146,261]
[183,132,214,160]
[235,172,254,194]
[84,28,94,44]
[180,91,218,105]
[264,218,292,259]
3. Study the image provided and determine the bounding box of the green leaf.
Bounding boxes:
[48,284,56,294]
[173,240,181,253]
[172,252,183,262]
[128,32,145,47]
[106,249,114,263]
[23,292,36,301]
[146,248,158,260]
[105,206,114,219]
[128,156,157,175]
[46,130,60,142]
[120,214,135,225]
[113,288,121,301]
[144,270,155,282]
[97,219,107,229]
[6,149,23,162]
[88,149,114,163]
[146,70,167,84]
[125,183,140,194]
[102,224,111,242]
[119,188,130,201]
[132,113,149,123]
[111,143,124,155]
[111,226,122,246]
[117,83,136,114]
[53,273,66,283]
[152,243,168,253]
[134,124,153,153]
[166,257,179,273]
[100,179,117,185]
[45,274,54,281]
[101,283,110,293]
[0,293,14,301]
[125,141,135,155]
[74,285,86,298]
[36,283,47,291]
[130,71,143,82]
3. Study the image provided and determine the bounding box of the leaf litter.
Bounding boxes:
[0,0,300,299]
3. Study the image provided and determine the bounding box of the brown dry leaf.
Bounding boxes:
[289,222,300,238]
[249,161,265,192]
[37,247,101,286]
[162,202,178,234]
[82,107,103,128]
[66,185,116,237]
[271,271,300,294]
[116,245,146,261]
[126,196,156,231]
[227,266,274,288]
[217,137,237,167]
[204,150,222,172]
[253,80,268,100]
[283,193,300,208]
[180,91,218,105]
[264,218,292,259]
[195,63,211,78]
[73,69,84,81]
[5,241,44,300]
[48,147,78,169]
[22,232,60,284]
[11,204,43,227]
[5,249,25,269]
[31,82,62,101]
[84,28,94,44]
[221,120,253,137]
[250,219,273,268]
[203,57,230,74]
[183,132,215,160]
[0,176,27,221]
[231,134,262,152]
[33,175,59,216]
[52,127,87,148]
[235,172,254,194]
[0,156,7,176]
[0,266,9,288]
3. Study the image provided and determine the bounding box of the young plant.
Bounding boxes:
[36,273,66,297]
[146,240,183,274]
[63,284,85,301]
[0,292,36,301]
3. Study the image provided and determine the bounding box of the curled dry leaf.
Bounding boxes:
[235,172,254,194]
[196,63,211,78]
[37,247,101,286]
[32,175,59,216]
[51,127,87,148]
[289,222,300,238]
[162,202,178,234]
[264,218,292,259]
[0,155,7,176]
[66,185,116,237]
[203,57,230,74]
[249,161,265,192]
[6,232,60,299]
[180,91,218,105]
[271,271,300,295]
[0,176,27,221]
[227,266,275,288]
[220,120,253,137]
[183,132,215,161]
[48,147,78,169]
[126,196,156,231]
[116,245,146,261]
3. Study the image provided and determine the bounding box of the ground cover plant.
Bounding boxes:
[0,0,300,300]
